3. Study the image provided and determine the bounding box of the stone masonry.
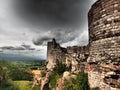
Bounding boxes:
[46,38,66,70]
[46,39,88,73]
[88,0,120,89]
[66,46,89,73]
[46,0,120,90]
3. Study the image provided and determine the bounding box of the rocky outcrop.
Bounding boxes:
[40,71,51,90]
[56,78,65,90]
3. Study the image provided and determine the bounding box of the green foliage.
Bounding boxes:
[0,79,19,90]
[0,61,11,80]
[54,62,66,75]
[48,61,71,89]
[64,73,90,90]
[49,72,60,89]
[65,64,72,71]
[2,81,40,90]
[0,60,41,90]
[0,66,3,77]
[32,86,40,90]
[0,67,9,82]
[0,60,33,81]
[26,60,45,70]
[40,71,46,77]
[64,78,78,90]
[9,67,33,81]
[0,60,11,67]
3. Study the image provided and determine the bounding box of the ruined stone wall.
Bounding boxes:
[46,39,89,72]
[67,46,89,54]
[46,39,66,70]
[66,46,89,73]
[88,0,120,89]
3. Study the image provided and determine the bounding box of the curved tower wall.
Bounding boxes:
[88,0,120,89]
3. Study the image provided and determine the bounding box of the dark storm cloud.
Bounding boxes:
[13,0,91,29]
[12,0,96,46]
[33,29,78,45]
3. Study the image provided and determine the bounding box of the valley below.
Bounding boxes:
[0,60,45,90]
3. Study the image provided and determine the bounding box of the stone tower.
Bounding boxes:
[88,0,120,90]
[46,38,66,70]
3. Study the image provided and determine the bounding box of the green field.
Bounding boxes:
[14,81,32,90]
[13,81,40,90]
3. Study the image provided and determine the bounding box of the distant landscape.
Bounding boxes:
[0,49,46,61]
[0,60,45,90]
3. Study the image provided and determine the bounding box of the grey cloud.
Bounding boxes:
[0,44,35,51]
[0,0,96,49]
[13,0,93,30]
[33,29,79,46]
[33,37,52,45]
[1,46,15,50]
[21,44,35,50]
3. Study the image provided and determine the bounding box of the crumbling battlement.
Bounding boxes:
[46,39,67,70]
[67,46,89,54]
[88,0,120,89]
[66,46,89,73]
[46,38,89,72]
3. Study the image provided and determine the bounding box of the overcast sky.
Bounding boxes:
[0,0,96,59]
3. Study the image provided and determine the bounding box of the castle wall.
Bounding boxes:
[88,0,120,89]
[67,46,89,54]
[66,46,89,73]
[46,0,120,89]
[46,39,66,70]
[46,39,89,72]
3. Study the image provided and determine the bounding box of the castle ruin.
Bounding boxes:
[46,38,89,72]
[46,38,66,70]
[88,0,120,89]
[46,0,120,90]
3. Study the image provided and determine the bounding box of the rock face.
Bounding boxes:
[56,78,65,90]
[40,71,51,90]
[88,0,120,89]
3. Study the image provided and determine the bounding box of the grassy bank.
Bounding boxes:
[13,81,40,90]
